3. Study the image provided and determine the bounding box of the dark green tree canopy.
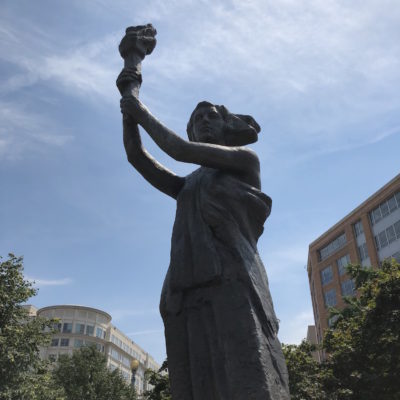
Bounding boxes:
[143,359,171,400]
[285,259,400,400]
[0,254,59,399]
[53,345,137,400]
[323,260,400,400]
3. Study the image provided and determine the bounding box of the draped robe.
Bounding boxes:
[160,167,290,400]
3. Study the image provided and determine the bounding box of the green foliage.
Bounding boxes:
[53,345,137,400]
[284,260,400,400]
[282,340,333,400]
[323,260,400,400]
[0,254,57,399]
[16,367,66,400]
[143,359,171,400]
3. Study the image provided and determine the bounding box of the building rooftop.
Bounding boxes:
[310,172,400,247]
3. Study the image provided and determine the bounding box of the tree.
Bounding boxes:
[143,359,171,400]
[282,340,333,400]
[323,259,400,400]
[53,345,137,400]
[0,254,60,399]
[283,260,400,400]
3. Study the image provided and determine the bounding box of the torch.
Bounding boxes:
[116,24,157,100]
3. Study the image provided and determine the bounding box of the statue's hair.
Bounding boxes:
[186,101,260,146]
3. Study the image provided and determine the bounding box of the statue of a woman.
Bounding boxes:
[121,97,290,399]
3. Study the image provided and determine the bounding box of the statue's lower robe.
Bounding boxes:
[160,167,290,400]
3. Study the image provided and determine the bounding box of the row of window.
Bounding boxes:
[50,337,104,351]
[374,220,400,250]
[109,347,131,368]
[320,254,350,285]
[111,334,142,361]
[324,280,355,307]
[51,337,70,347]
[319,233,347,261]
[370,192,400,225]
[52,322,106,339]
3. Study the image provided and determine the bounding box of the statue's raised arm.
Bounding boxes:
[117,25,184,199]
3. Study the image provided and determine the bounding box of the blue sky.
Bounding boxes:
[1,0,399,364]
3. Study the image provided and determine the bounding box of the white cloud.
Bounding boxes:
[41,34,120,102]
[0,101,73,160]
[27,276,72,287]
[262,243,308,282]
[1,0,399,158]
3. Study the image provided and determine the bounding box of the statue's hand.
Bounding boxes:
[120,96,148,124]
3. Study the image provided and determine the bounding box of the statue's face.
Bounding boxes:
[191,106,225,145]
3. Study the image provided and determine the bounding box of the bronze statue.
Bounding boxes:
[117,24,290,400]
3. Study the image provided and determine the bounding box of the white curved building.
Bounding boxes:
[35,305,159,395]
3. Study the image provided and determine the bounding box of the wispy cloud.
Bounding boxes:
[1,0,399,158]
[263,243,308,282]
[27,276,72,287]
[0,101,73,160]
[0,15,121,107]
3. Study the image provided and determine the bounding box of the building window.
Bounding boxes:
[75,323,85,334]
[320,265,333,285]
[371,207,382,224]
[96,327,104,338]
[122,355,130,368]
[86,325,94,336]
[337,254,350,276]
[62,323,73,333]
[370,192,400,225]
[386,225,397,244]
[375,220,400,250]
[60,338,69,347]
[111,348,120,360]
[319,233,347,261]
[51,338,59,347]
[377,231,389,249]
[394,221,400,238]
[74,339,84,348]
[380,201,390,218]
[388,196,398,212]
[324,289,337,307]
[341,279,355,297]
[396,193,400,207]
[358,243,369,261]
[353,221,364,237]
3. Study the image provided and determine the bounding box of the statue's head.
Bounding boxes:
[187,101,260,146]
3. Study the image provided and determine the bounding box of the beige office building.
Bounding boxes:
[30,305,159,395]
[307,173,400,347]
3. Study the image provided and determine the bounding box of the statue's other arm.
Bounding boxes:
[121,97,261,189]
[123,117,185,199]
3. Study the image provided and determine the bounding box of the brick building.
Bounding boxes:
[307,173,400,347]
